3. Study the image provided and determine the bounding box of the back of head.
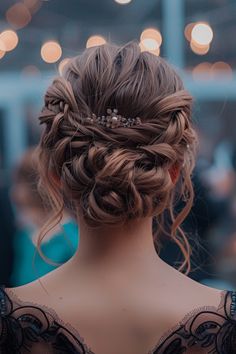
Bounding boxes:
[12,147,43,210]
[37,42,197,272]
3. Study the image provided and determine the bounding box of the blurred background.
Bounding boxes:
[0,0,236,289]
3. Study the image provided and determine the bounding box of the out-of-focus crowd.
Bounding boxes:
[0,147,79,287]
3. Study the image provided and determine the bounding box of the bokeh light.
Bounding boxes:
[139,41,160,56]
[23,0,38,7]
[184,23,195,42]
[23,0,42,14]
[141,38,159,51]
[41,41,62,63]
[192,62,212,80]
[140,28,162,51]
[190,40,210,55]
[191,22,213,46]
[6,3,32,29]
[86,35,106,48]
[0,50,6,60]
[192,61,233,81]
[0,30,19,52]
[0,39,6,52]
[58,58,70,75]
[210,61,233,79]
[114,0,132,4]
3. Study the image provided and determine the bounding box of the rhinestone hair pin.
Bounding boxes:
[84,109,142,129]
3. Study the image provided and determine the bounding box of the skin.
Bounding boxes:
[7,167,223,354]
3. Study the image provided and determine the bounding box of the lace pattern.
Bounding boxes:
[0,287,236,353]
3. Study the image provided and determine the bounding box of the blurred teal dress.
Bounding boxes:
[11,220,79,286]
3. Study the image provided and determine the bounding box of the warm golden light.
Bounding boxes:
[59,58,70,75]
[23,0,42,14]
[210,61,233,79]
[211,61,232,72]
[140,28,162,51]
[86,35,106,48]
[139,42,160,56]
[114,0,132,4]
[190,40,210,55]
[0,50,6,60]
[191,22,213,46]
[0,30,18,52]
[41,41,62,63]
[142,38,159,51]
[23,0,39,8]
[184,23,195,42]
[0,39,6,52]
[192,61,233,81]
[6,3,31,29]
[192,62,211,80]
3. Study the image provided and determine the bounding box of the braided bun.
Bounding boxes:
[37,42,197,272]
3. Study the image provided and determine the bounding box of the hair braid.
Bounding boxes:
[37,42,198,273]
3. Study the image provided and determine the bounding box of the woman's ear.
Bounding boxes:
[169,163,180,184]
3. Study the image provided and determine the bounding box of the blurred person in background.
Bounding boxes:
[187,138,236,289]
[211,142,236,288]
[1,43,236,354]
[0,164,15,286]
[10,147,79,286]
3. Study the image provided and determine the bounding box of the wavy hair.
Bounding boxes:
[36,42,197,273]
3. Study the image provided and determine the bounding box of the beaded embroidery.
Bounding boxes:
[84,109,142,128]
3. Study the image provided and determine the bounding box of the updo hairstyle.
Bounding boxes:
[37,42,197,272]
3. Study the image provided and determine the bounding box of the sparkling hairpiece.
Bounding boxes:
[84,109,142,129]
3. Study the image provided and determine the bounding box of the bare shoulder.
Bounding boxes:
[161,261,225,313]
[6,260,227,321]
[6,281,45,304]
[5,271,57,305]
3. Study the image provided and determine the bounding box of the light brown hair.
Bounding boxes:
[37,42,197,273]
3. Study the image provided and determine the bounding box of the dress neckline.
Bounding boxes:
[3,286,229,354]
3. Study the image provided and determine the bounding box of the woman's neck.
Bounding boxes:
[68,215,162,281]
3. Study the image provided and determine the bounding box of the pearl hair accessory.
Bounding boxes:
[84,109,142,128]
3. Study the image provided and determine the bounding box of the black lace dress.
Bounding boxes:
[0,286,236,354]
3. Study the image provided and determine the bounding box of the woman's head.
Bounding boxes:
[37,42,197,271]
[11,147,51,228]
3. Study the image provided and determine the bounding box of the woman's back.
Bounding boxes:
[2,42,236,353]
[3,257,236,354]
